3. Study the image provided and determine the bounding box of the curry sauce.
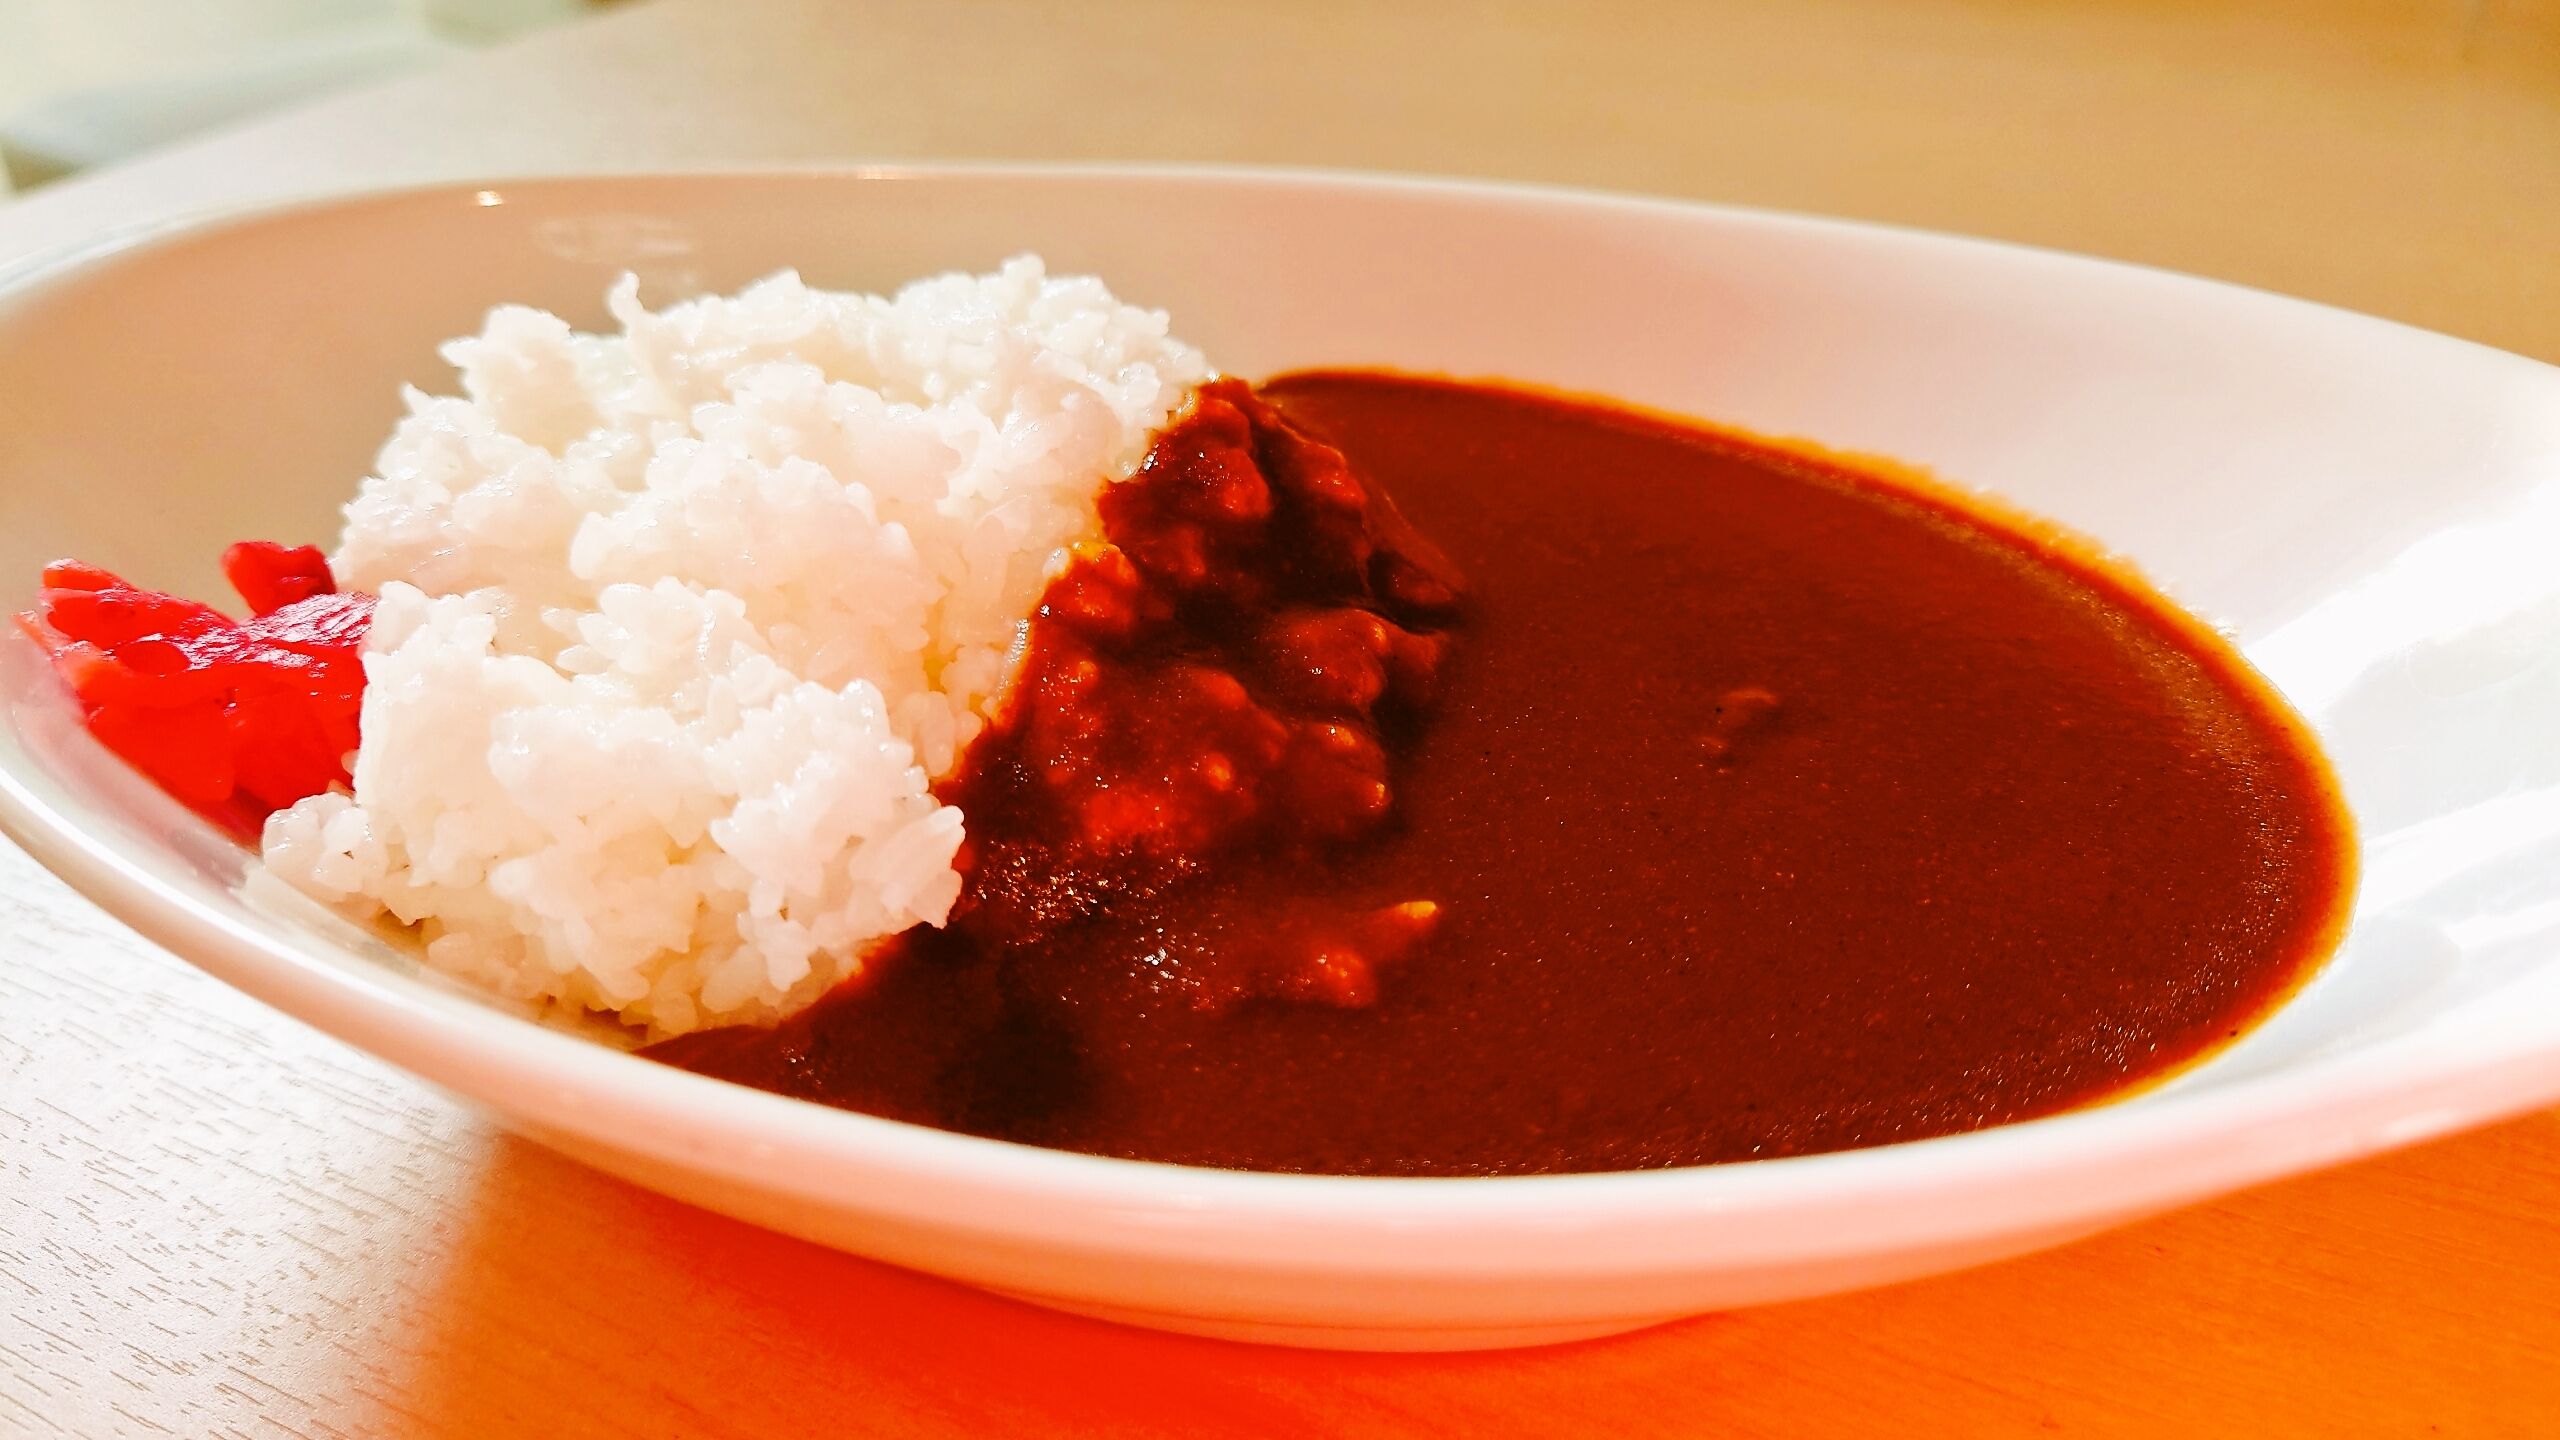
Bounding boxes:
[649,372,2353,1175]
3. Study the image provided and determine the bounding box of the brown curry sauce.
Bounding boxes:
[647,371,2353,1176]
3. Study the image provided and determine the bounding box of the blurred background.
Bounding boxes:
[0,0,2552,353]
[0,0,608,189]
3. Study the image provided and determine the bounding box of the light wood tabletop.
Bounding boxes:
[5,1,2558,1434]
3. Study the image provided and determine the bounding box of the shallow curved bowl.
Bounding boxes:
[5,168,2559,1351]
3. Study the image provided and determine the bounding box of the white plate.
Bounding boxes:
[4,167,2558,1351]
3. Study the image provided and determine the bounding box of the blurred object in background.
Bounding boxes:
[0,0,610,190]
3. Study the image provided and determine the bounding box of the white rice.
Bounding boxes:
[260,258,1209,1035]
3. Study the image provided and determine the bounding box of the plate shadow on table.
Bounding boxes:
[380,1115,2560,1438]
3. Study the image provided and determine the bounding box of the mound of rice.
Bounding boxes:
[260,258,1209,1035]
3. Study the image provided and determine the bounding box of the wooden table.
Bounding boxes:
[6,1,2558,1433]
